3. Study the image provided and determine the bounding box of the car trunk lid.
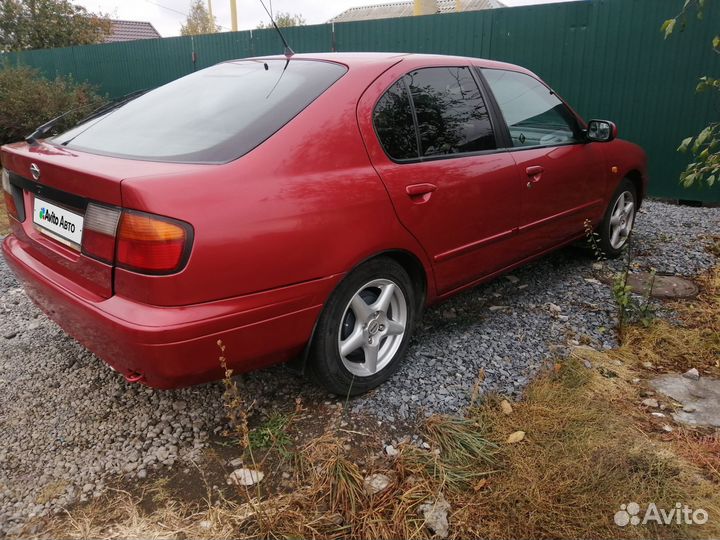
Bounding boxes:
[1,141,199,299]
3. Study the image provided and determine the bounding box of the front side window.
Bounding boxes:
[52,60,347,163]
[373,80,419,161]
[482,69,581,148]
[405,67,496,157]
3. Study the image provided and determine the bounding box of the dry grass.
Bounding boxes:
[25,266,720,540]
[618,265,720,377]
[34,481,68,505]
[0,201,9,236]
[32,358,720,540]
[672,430,720,483]
[469,357,718,540]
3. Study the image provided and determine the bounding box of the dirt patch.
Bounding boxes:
[625,272,699,299]
[121,400,399,511]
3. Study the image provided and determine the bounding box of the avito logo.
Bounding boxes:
[39,207,59,225]
[38,207,76,234]
[615,502,709,527]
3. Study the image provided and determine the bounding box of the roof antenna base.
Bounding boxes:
[258,0,295,58]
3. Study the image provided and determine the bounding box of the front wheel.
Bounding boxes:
[308,257,417,396]
[597,179,637,258]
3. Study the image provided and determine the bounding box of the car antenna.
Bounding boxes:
[257,0,294,58]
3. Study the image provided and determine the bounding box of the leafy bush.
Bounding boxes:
[0,0,111,52]
[663,1,719,189]
[0,64,106,146]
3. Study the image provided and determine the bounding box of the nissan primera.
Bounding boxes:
[1,53,647,395]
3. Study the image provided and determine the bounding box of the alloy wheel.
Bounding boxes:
[337,278,407,377]
[609,190,635,250]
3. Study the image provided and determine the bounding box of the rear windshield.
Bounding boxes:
[52,59,347,164]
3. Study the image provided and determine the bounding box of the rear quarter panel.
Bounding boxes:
[117,61,434,307]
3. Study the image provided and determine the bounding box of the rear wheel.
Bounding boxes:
[597,179,637,258]
[308,257,417,396]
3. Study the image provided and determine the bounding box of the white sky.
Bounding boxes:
[74,0,580,37]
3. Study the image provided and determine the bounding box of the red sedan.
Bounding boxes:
[1,53,647,395]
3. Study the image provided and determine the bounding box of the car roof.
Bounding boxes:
[233,52,530,74]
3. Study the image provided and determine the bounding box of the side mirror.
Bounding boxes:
[586,119,618,142]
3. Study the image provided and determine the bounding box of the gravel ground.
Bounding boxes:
[0,199,718,536]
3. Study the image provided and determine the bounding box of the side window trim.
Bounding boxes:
[472,66,512,150]
[371,79,420,162]
[479,67,586,152]
[401,76,423,161]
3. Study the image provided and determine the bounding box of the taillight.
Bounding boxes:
[2,168,25,222]
[116,211,191,274]
[82,203,121,263]
[81,206,192,274]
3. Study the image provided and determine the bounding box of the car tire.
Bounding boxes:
[597,178,637,258]
[308,257,417,396]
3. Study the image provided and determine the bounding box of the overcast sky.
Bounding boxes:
[74,0,580,37]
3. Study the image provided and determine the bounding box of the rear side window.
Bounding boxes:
[373,81,419,161]
[405,67,496,157]
[53,60,347,163]
[482,69,581,148]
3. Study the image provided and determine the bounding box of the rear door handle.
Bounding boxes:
[405,183,437,203]
[406,183,437,196]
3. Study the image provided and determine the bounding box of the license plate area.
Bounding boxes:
[32,196,84,250]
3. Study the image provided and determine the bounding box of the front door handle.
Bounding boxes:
[525,165,544,189]
[526,165,544,181]
[406,183,437,203]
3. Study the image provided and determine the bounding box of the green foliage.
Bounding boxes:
[613,249,656,334]
[0,64,106,145]
[583,218,606,261]
[584,213,656,337]
[0,0,111,52]
[678,121,719,187]
[612,267,632,331]
[256,11,306,29]
[662,0,715,38]
[663,0,719,190]
[249,413,293,458]
[180,0,220,36]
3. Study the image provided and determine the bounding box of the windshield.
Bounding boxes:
[52,59,347,163]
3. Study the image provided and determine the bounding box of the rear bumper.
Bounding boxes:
[2,234,338,388]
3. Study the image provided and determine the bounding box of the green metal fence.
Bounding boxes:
[2,0,718,201]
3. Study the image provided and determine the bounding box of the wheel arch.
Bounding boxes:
[289,248,431,375]
[333,248,431,317]
[373,249,428,312]
[625,169,644,208]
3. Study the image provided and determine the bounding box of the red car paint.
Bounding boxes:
[1,53,647,388]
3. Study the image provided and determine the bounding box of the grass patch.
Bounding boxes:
[405,415,497,491]
[673,430,720,483]
[619,265,720,377]
[0,202,9,236]
[469,357,716,540]
[248,413,294,459]
[34,357,719,539]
